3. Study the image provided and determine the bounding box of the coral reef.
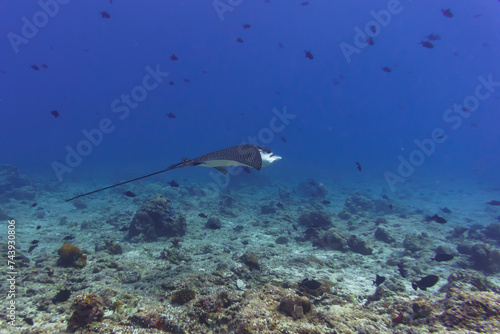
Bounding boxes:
[57,243,87,268]
[298,210,332,229]
[298,179,328,198]
[127,194,186,241]
[67,294,104,332]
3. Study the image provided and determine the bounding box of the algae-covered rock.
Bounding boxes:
[279,294,312,319]
[127,194,186,241]
[344,193,374,214]
[347,235,374,255]
[403,232,433,252]
[298,210,332,229]
[297,178,328,198]
[314,227,348,251]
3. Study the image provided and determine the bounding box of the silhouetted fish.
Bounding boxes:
[242,24,251,29]
[119,226,129,232]
[412,275,439,291]
[356,162,362,171]
[63,235,75,241]
[31,203,38,208]
[300,1,309,6]
[28,244,37,253]
[51,110,60,118]
[198,213,208,218]
[366,37,374,45]
[236,37,243,43]
[426,34,441,41]
[441,8,453,18]
[322,200,331,205]
[487,200,500,206]
[280,135,287,143]
[184,78,190,83]
[169,180,179,187]
[36,225,41,230]
[170,54,178,61]
[425,214,447,224]
[397,261,407,278]
[304,51,313,59]
[31,65,40,70]
[299,278,320,290]
[420,40,434,48]
[370,25,376,33]
[373,274,386,286]
[279,43,284,48]
[169,81,174,86]
[440,207,451,213]
[381,67,392,73]
[31,240,39,245]
[124,191,136,197]
[430,253,454,262]
[166,113,176,119]
[100,11,110,18]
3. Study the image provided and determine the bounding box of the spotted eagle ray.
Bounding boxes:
[65,144,281,202]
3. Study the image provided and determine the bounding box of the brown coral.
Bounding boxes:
[57,243,86,268]
[67,294,104,331]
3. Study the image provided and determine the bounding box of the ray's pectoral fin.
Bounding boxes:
[213,166,228,174]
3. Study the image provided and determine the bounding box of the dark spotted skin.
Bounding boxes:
[167,145,271,171]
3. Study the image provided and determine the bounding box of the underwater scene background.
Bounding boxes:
[1,0,500,333]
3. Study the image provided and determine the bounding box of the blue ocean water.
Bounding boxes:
[1,0,498,189]
[1,1,500,333]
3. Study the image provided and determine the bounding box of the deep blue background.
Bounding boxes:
[1,0,499,190]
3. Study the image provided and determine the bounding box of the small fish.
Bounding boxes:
[425,214,447,224]
[63,235,75,241]
[462,107,469,112]
[412,275,439,291]
[119,226,129,232]
[184,78,190,83]
[426,34,441,41]
[392,312,404,324]
[170,54,178,61]
[100,11,110,18]
[370,25,376,33]
[166,113,176,119]
[441,8,453,18]
[322,200,331,205]
[50,110,60,118]
[202,70,208,74]
[276,202,284,209]
[279,43,284,48]
[366,37,374,45]
[397,261,407,278]
[169,81,175,86]
[299,278,320,290]
[198,213,208,218]
[381,67,392,73]
[356,162,362,172]
[300,1,309,6]
[28,244,38,253]
[169,180,179,188]
[236,37,243,43]
[243,167,251,173]
[487,200,500,206]
[280,135,287,143]
[373,274,386,286]
[31,65,40,70]
[440,207,451,213]
[382,194,389,200]
[31,203,38,208]
[304,51,313,60]
[242,24,251,29]
[333,78,340,85]
[31,240,39,245]
[124,191,136,197]
[420,40,434,48]
[41,64,48,69]
[36,225,41,230]
[430,253,454,262]
[473,14,482,18]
